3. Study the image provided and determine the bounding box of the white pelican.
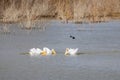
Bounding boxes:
[41,47,56,56]
[65,48,78,56]
[29,48,42,56]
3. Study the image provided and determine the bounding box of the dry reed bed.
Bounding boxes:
[0,0,120,24]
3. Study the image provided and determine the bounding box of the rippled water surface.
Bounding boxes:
[0,21,120,80]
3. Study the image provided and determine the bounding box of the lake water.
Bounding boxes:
[0,21,120,80]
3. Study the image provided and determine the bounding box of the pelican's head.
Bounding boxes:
[65,48,69,55]
[51,49,56,55]
[40,51,47,56]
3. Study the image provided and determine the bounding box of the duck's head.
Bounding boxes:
[51,49,56,55]
[65,48,69,55]
[41,51,47,56]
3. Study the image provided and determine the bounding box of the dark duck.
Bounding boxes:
[70,35,75,39]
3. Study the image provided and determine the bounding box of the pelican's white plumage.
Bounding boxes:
[41,47,56,56]
[65,48,78,56]
[43,47,52,55]
[36,48,42,55]
[29,48,42,56]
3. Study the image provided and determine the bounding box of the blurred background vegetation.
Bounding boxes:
[0,0,120,23]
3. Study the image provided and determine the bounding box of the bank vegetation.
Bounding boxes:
[0,0,119,23]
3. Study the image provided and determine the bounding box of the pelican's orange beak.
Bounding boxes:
[65,48,69,55]
[52,49,56,55]
[41,51,47,56]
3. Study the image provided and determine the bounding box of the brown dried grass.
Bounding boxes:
[0,0,119,24]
